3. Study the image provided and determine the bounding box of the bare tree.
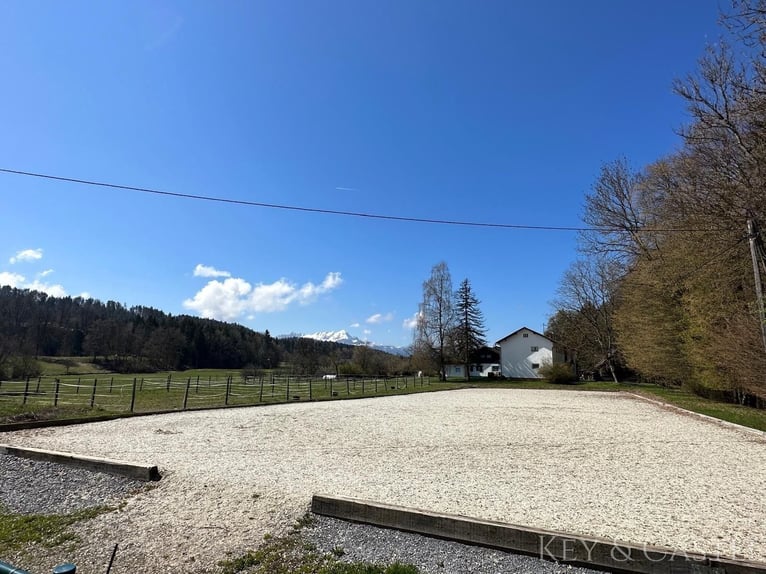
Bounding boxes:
[580,158,661,263]
[554,258,623,383]
[415,262,455,380]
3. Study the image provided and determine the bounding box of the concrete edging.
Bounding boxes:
[0,444,161,481]
[311,494,766,574]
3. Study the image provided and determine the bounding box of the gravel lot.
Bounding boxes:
[2,389,765,573]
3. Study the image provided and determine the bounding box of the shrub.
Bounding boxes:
[538,362,576,384]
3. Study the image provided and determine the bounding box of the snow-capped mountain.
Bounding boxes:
[302,329,365,345]
[300,329,410,356]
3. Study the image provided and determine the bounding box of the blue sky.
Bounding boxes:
[0,1,723,348]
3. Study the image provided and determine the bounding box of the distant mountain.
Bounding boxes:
[300,329,411,357]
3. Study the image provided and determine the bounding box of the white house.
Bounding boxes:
[495,327,554,379]
[445,347,501,378]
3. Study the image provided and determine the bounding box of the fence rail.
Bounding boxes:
[0,373,432,415]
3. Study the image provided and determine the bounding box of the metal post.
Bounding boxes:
[183,378,190,410]
[0,559,31,573]
[90,378,97,408]
[747,218,766,354]
[22,378,29,405]
[130,377,137,412]
[54,378,60,406]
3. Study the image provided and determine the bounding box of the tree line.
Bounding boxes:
[548,0,766,400]
[0,286,409,378]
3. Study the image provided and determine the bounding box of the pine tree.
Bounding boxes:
[452,278,486,380]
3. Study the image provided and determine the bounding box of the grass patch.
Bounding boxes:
[631,385,766,432]
[217,530,419,574]
[2,369,764,434]
[0,504,113,552]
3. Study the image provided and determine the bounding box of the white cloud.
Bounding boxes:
[39,269,54,278]
[350,322,360,328]
[183,272,343,321]
[0,271,26,288]
[0,271,68,297]
[26,280,67,298]
[363,329,372,336]
[402,311,421,330]
[10,248,43,264]
[193,264,231,278]
[183,277,252,320]
[366,312,394,324]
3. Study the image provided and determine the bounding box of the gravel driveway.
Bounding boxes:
[2,389,765,573]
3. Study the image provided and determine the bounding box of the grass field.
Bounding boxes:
[2,366,765,432]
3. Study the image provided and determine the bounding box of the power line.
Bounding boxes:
[0,167,712,233]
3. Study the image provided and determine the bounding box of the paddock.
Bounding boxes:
[4,389,766,573]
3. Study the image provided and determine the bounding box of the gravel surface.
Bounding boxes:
[0,454,146,515]
[304,514,603,574]
[2,389,765,573]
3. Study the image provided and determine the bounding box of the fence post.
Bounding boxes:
[54,378,60,406]
[22,378,30,405]
[183,378,190,410]
[259,377,264,402]
[375,378,378,394]
[362,379,365,394]
[166,374,171,392]
[225,377,230,405]
[35,376,41,393]
[109,377,114,393]
[76,377,80,394]
[330,377,333,397]
[309,378,312,400]
[195,375,199,394]
[286,377,290,401]
[130,378,137,412]
[90,378,97,408]
[346,378,350,395]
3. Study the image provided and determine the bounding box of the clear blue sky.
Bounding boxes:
[0,1,722,348]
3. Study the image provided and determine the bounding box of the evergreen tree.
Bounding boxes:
[452,278,486,380]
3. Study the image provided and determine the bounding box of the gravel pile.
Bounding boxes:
[0,454,146,515]
[1,389,765,573]
[305,514,602,574]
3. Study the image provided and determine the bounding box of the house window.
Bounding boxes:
[532,363,540,369]
[522,333,529,338]
[531,346,538,352]
[491,365,500,372]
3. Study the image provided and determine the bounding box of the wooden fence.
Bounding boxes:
[0,373,432,415]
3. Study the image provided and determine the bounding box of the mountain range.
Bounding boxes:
[297,329,411,357]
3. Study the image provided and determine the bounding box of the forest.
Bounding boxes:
[548,1,766,401]
[0,286,409,378]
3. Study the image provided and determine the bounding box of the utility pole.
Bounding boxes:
[747,217,766,354]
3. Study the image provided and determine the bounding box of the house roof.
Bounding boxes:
[495,326,552,345]
[469,346,500,363]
